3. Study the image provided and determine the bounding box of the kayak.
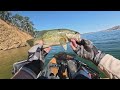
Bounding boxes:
[12,52,100,79]
[37,52,100,79]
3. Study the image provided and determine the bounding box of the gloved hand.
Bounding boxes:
[11,40,52,79]
[70,39,105,65]
[23,40,51,77]
[28,40,51,62]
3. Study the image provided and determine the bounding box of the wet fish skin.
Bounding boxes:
[27,29,81,50]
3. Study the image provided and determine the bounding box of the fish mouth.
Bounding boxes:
[75,33,81,42]
[67,38,80,42]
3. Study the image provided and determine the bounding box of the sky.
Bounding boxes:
[12,11,120,34]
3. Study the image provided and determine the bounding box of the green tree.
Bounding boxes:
[0,11,12,22]
[0,11,36,36]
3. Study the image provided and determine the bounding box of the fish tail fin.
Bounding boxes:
[26,39,34,47]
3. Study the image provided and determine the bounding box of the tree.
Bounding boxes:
[0,11,12,22]
[0,11,36,36]
[12,14,23,28]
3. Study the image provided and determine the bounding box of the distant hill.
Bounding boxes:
[106,25,120,31]
[0,19,33,50]
[82,25,120,35]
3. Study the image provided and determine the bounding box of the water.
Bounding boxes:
[82,30,120,59]
[0,46,30,78]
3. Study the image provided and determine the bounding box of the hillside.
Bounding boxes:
[82,25,120,35]
[106,25,120,31]
[0,19,33,50]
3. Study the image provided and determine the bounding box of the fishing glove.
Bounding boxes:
[27,44,48,62]
[22,44,48,77]
[73,39,106,65]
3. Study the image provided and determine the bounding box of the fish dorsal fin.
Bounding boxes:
[59,37,67,50]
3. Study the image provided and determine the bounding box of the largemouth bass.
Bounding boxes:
[27,29,81,50]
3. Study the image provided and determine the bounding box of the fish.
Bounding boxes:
[27,29,81,50]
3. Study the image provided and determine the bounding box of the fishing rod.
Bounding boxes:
[75,59,100,78]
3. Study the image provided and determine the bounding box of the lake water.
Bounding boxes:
[82,30,120,60]
[0,46,30,78]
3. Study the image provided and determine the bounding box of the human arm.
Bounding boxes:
[11,40,51,79]
[70,39,120,79]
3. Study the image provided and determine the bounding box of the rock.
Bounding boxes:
[3,48,8,51]
[20,42,27,47]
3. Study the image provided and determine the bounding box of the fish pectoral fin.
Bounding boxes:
[59,37,67,50]
[59,37,67,44]
[62,44,67,50]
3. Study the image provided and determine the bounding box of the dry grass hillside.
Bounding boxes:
[0,19,33,50]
